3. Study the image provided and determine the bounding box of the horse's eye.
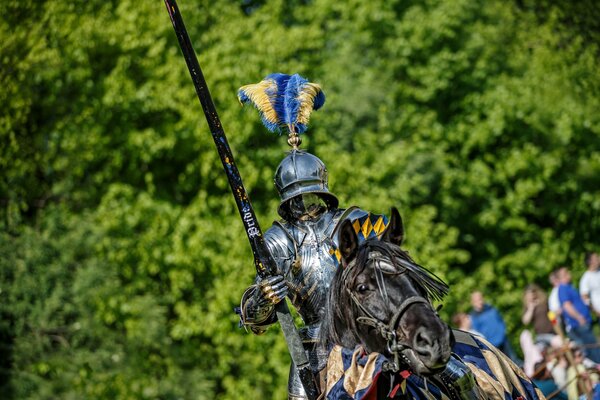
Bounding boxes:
[356,284,368,294]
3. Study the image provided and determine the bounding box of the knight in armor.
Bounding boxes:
[236,73,479,400]
[241,150,382,398]
[236,73,382,399]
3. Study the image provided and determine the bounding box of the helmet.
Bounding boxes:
[274,150,338,218]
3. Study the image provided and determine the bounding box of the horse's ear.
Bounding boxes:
[338,219,358,267]
[382,207,404,246]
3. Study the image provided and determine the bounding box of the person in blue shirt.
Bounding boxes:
[470,291,522,366]
[556,266,600,363]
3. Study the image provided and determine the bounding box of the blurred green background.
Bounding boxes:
[1,0,599,398]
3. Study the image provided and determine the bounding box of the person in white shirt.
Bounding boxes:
[579,252,600,316]
[548,269,562,315]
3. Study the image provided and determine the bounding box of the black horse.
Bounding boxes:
[323,207,452,375]
[321,208,543,399]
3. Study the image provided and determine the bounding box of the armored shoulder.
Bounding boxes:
[264,222,296,274]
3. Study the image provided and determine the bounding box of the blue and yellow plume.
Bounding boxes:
[238,73,325,135]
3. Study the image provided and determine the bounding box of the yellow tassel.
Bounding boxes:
[238,79,279,125]
[296,83,322,125]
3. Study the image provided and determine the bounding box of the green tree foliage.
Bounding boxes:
[1,0,599,398]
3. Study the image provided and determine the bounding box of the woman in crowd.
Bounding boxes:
[522,283,560,346]
[520,283,562,377]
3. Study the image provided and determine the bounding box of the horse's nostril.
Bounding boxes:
[414,327,434,348]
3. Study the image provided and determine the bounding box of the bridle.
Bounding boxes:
[350,291,431,372]
[344,252,435,373]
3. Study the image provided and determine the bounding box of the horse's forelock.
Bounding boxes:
[352,240,449,302]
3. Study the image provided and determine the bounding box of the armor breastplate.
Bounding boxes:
[278,210,342,326]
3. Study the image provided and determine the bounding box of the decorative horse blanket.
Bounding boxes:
[325,330,545,399]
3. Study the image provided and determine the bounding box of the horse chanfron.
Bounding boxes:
[323,207,452,376]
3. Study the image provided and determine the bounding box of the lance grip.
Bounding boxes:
[162,1,319,398]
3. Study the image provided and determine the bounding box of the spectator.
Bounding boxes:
[546,346,569,390]
[580,252,600,317]
[520,284,559,378]
[565,345,598,400]
[470,291,522,366]
[549,269,562,316]
[451,312,482,336]
[521,329,545,378]
[556,266,600,363]
[522,283,559,347]
[531,360,568,400]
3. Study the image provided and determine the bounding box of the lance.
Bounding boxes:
[162,1,319,398]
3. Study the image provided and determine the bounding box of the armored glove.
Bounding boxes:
[239,275,289,333]
[256,275,289,306]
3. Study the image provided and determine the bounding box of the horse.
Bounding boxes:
[321,207,544,399]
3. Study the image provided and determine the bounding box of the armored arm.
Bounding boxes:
[239,224,295,334]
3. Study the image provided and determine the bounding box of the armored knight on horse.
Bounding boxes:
[235,73,483,400]
[236,73,388,399]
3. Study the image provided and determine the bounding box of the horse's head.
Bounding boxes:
[323,207,453,375]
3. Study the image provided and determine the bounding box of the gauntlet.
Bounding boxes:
[239,275,289,334]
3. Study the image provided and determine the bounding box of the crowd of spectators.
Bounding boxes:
[452,251,600,400]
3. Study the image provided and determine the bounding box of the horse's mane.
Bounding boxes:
[321,239,449,349]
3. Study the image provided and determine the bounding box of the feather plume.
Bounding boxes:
[238,73,325,134]
[237,78,280,132]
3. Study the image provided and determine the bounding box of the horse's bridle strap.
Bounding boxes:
[389,296,430,332]
[350,292,432,373]
[352,292,430,344]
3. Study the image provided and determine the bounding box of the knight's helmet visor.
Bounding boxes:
[275,150,338,218]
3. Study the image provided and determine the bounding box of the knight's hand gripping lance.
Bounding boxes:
[162,1,319,398]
